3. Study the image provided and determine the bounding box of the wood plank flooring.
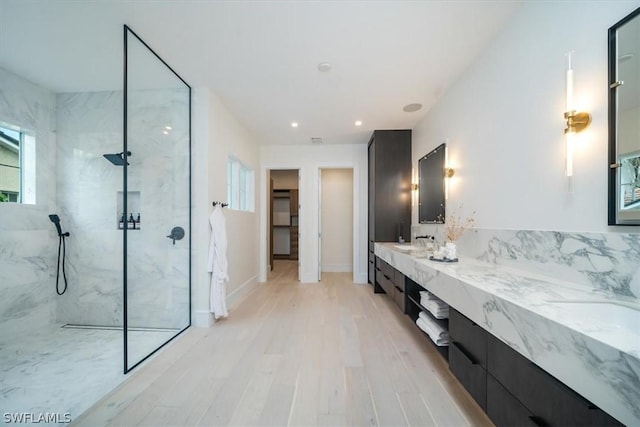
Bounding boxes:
[73,261,493,427]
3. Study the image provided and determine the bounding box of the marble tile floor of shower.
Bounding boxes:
[0,325,177,426]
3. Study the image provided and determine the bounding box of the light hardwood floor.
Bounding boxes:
[73,261,493,427]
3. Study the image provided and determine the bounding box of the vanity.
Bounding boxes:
[374,242,639,426]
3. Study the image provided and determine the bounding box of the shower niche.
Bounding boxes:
[117,191,141,230]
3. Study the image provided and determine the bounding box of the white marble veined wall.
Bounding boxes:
[0,68,57,342]
[55,88,190,329]
[55,91,124,327]
[412,226,640,299]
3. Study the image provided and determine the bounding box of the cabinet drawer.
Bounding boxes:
[394,285,405,312]
[449,341,487,411]
[378,259,394,279]
[487,334,622,427]
[369,241,375,253]
[393,269,405,291]
[449,308,487,368]
[487,374,538,427]
[369,251,375,263]
[376,269,394,297]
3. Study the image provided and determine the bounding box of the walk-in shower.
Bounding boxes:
[0,18,191,422]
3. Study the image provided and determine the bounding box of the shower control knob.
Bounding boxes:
[166,226,185,245]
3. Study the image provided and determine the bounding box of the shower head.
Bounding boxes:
[103,151,131,166]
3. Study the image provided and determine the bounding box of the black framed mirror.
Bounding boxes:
[608,6,640,225]
[418,143,446,224]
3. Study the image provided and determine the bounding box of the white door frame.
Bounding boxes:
[259,161,361,284]
[259,165,302,283]
[316,163,359,284]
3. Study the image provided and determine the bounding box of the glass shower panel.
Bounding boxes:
[124,26,191,372]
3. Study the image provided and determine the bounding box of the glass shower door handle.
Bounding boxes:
[166,226,185,245]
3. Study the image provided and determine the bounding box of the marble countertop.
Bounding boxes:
[375,242,640,426]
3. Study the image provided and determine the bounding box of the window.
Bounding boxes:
[227,157,254,212]
[0,124,35,204]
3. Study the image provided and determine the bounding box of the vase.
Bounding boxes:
[444,242,457,260]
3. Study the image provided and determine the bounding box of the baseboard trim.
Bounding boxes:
[193,275,259,327]
[227,274,259,310]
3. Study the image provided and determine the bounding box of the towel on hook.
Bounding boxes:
[208,204,228,319]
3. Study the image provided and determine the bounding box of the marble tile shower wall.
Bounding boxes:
[55,91,124,327]
[412,225,640,299]
[55,89,189,329]
[0,68,57,342]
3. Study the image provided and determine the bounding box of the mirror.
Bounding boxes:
[419,143,446,224]
[609,6,640,225]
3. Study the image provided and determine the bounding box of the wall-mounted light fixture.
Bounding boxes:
[411,183,419,191]
[444,143,455,199]
[564,51,591,191]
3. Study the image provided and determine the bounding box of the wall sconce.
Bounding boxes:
[444,144,455,199]
[411,183,419,191]
[564,51,591,190]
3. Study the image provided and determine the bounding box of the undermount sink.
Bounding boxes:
[546,300,640,334]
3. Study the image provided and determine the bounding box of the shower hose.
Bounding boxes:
[55,233,69,295]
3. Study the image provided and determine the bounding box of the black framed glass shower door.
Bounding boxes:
[123,26,191,373]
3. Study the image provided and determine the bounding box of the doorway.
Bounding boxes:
[318,168,354,281]
[269,169,299,279]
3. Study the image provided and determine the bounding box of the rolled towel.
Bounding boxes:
[418,311,449,339]
[416,317,449,346]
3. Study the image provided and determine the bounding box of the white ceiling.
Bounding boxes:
[0,0,521,145]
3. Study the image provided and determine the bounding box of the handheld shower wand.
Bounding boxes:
[48,214,70,295]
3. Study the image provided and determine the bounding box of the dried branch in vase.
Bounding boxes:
[442,207,475,242]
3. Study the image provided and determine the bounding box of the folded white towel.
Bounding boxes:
[420,299,450,319]
[416,317,449,346]
[417,311,449,338]
[419,290,439,301]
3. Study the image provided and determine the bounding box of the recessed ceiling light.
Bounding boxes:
[162,130,169,135]
[403,103,422,112]
[165,126,172,130]
[317,62,332,72]
[291,122,298,128]
[355,120,362,126]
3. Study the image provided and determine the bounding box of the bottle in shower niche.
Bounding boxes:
[136,213,141,230]
[128,213,135,229]
[119,213,125,229]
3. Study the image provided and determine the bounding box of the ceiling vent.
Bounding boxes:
[311,137,323,144]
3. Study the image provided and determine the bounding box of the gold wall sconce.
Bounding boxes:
[564,51,591,189]
[411,183,419,191]
[444,167,455,178]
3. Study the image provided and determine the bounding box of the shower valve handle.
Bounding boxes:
[166,226,185,245]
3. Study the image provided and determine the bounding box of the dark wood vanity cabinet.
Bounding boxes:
[486,334,622,427]
[449,308,622,427]
[448,308,488,411]
[374,256,405,312]
[367,130,411,286]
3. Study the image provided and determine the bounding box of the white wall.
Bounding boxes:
[412,1,640,233]
[321,168,353,272]
[192,88,260,326]
[260,144,367,283]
